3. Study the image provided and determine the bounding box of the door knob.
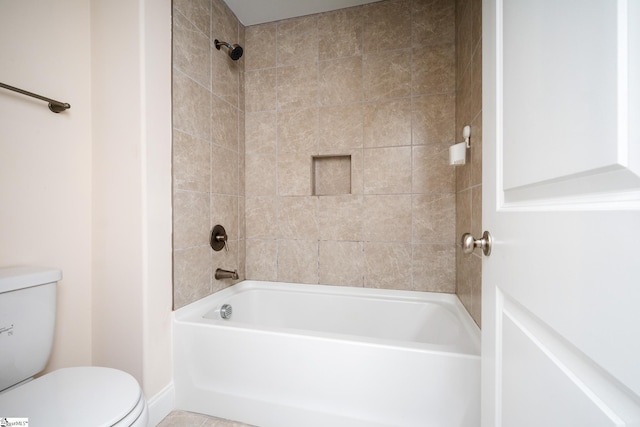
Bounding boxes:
[461,231,493,256]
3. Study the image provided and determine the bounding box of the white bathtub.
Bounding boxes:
[173,281,480,427]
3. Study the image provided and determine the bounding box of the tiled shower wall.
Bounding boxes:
[171,0,483,321]
[172,0,246,309]
[243,0,458,291]
[455,0,482,325]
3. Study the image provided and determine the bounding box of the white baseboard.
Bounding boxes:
[147,381,175,426]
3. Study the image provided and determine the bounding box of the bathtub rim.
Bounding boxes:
[173,280,480,357]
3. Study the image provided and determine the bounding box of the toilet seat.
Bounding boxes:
[0,367,148,426]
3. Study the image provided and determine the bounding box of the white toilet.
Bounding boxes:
[0,266,148,426]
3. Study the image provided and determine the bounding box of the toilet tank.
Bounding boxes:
[0,267,61,392]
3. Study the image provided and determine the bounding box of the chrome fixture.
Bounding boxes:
[219,304,232,320]
[461,231,493,256]
[215,268,239,280]
[210,225,228,252]
[214,39,243,60]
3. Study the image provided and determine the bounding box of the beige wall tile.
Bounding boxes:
[245,23,276,70]
[211,234,239,284]
[211,239,239,291]
[318,195,364,241]
[246,111,276,154]
[412,0,456,47]
[412,44,456,95]
[469,252,482,327]
[363,194,412,242]
[456,244,471,312]
[456,246,482,326]
[412,244,455,292]
[173,10,211,89]
[363,99,412,148]
[173,130,210,193]
[237,236,246,283]
[412,193,456,244]
[239,69,246,112]
[212,94,238,151]
[412,93,455,147]
[471,0,482,53]
[277,108,319,153]
[277,63,318,110]
[212,0,238,43]
[412,146,455,193]
[470,46,483,122]
[278,196,319,240]
[245,197,277,238]
[173,0,210,37]
[278,153,312,196]
[363,0,411,53]
[172,0,245,309]
[319,56,363,106]
[245,153,276,196]
[457,0,473,76]
[364,242,412,289]
[471,185,482,239]
[245,68,276,112]
[470,112,483,186]
[277,16,318,66]
[455,188,472,244]
[319,241,364,286]
[211,145,239,195]
[318,7,363,60]
[277,239,319,283]
[173,71,211,141]
[173,190,210,249]
[238,196,246,239]
[173,246,211,309]
[349,149,365,194]
[246,239,277,280]
[211,194,239,241]
[363,50,411,101]
[239,147,245,196]
[363,146,412,194]
[453,10,482,347]
[212,51,240,108]
[318,104,364,151]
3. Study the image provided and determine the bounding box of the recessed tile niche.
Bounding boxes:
[312,155,352,196]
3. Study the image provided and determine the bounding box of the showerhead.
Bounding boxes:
[215,39,243,61]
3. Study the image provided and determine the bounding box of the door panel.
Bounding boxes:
[482,0,640,425]
[503,310,621,427]
[502,1,621,190]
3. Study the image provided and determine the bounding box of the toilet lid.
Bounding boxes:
[0,367,143,426]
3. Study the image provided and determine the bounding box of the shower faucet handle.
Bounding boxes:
[210,225,229,252]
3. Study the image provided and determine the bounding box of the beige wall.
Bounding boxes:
[455,0,482,326]
[172,0,247,309]
[0,0,173,400]
[91,0,173,398]
[243,0,458,291]
[0,0,93,371]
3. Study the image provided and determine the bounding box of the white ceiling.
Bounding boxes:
[224,0,382,26]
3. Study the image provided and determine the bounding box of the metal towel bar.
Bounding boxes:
[0,82,70,113]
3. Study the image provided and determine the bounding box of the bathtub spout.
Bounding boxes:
[215,268,238,280]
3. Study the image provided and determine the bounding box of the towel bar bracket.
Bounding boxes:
[0,82,70,113]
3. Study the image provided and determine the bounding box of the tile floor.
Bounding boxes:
[156,410,255,427]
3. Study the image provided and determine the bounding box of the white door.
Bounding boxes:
[482,1,640,426]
